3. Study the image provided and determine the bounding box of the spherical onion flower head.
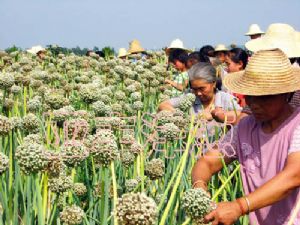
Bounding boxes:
[78,83,101,104]
[125,179,139,192]
[92,100,112,117]
[156,110,174,125]
[22,113,40,134]
[60,205,84,225]
[121,151,135,168]
[182,188,214,224]
[27,97,42,112]
[0,152,9,175]
[132,101,143,111]
[0,72,15,89]
[0,115,12,136]
[60,141,89,168]
[48,171,73,193]
[160,122,180,141]
[73,183,87,197]
[44,91,69,110]
[111,103,123,113]
[15,143,49,175]
[10,84,22,94]
[52,105,75,124]
[90,132,119,167]
[115,192,158,225]
[179,93,196,112]
[130,92,141,101]
[129,142,142,156]
[115,90,126,101]
[66,118,90,140]
[144,158,165,180]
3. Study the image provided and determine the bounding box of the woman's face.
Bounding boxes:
[245,94,289,122]
[225,56,243,73]
[190,79,215,103]
[173,60,186,71]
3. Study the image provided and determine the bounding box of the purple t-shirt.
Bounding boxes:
[220,108,300,225]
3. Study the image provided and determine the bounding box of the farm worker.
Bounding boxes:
[165,49,189,96]
[26,45,47,60]
[245,24,264,40]
[214,44,229,83]
[158,62,242,124]
[192,49,300,225]
[117,48,128,60]
[225,48,249,107]
[127,39,147,62]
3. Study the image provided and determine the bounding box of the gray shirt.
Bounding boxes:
[169,91,242,114]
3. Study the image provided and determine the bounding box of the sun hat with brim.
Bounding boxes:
[165,38,189,55]
[245,23,300,58]
[245,24,264,36]
[26,45,46,55]
[224,49,300,96]
[0,51,8,57]
[128,39,145,54]
[118,48,128,58]
[214,44,228,52]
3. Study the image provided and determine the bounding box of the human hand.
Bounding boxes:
[164,79,174,86]
[204,201,242,225]
[211,107,225,122]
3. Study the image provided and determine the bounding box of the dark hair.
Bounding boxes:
[95,50,105,58]
[86,50,93,56]
[228,48,248,69]
[199,45,215,57]
[168,49,188,64]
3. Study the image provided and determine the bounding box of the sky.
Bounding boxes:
[1,0,300,51]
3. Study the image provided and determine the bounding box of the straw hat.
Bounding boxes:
[26,45,46,55]
[166,38,188,54]
[118,48,128,58]
[0,50,8,57]
[128,39,145,54]
[223,49,300,96]
[245,24,264,36]
[245,23,300,58]
[214,44,228,52]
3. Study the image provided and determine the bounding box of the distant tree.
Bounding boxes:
[5,45,22,53]
[102,46,115,60]
[93,46,100,52]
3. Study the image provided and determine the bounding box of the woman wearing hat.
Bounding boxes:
[245,24,264,40]
[192,49,300,225]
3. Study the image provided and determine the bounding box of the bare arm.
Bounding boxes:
[211,108,246,125]
[158,100,176,112]
[191,149,234,190]
[165,79,188,91]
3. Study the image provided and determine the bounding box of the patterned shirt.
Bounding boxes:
[171,71,189,97]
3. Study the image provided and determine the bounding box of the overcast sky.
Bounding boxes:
[1,0,300,50]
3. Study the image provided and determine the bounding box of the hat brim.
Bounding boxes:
[215,48,228,52]
[245,31,264,36]
[165,47,191,55]
[245,38,300,58]
[223,68,300,96]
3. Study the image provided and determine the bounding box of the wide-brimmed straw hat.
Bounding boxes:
[245,23,300,58]
[128,39,145,54]
[214,44,228,52]
[26,45,46,55]
[165,38,188,55]
[223,49,300,96]
[117,48,128,58]
[245,24,264,36]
